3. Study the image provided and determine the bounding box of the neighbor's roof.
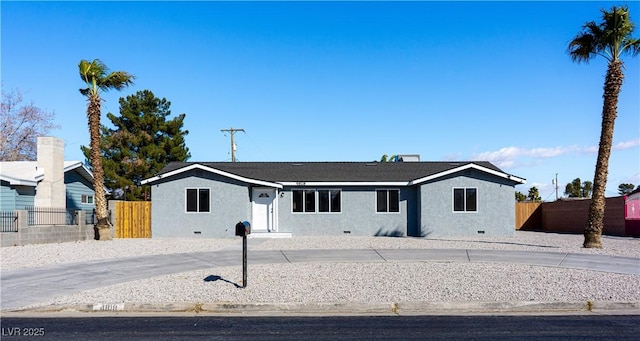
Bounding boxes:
[141,161,526,187]
[0,161,93,186]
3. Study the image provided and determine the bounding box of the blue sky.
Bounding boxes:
[2,1,639,199]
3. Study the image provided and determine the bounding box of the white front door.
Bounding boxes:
[252,188,276,232]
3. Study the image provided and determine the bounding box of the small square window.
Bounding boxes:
[186,188,210,213]
[292,189,316,213]
[376,189,400,213]
[453,188,477,212]
[319,190,341,213]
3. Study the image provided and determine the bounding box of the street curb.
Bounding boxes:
[397,301,640,314]
[4,301,639,316]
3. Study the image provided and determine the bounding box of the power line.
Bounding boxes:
[242,130,270,161]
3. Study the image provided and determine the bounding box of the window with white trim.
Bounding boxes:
[293,189,315,213]
[186,188,210,213]
[318,189,341,213]
[376,189,400,213]
[292,189,342,213]
[81,194,94,204]
[453,188,477,212]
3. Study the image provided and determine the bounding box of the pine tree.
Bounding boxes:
[82,90,190,200]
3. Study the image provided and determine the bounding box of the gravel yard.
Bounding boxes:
[2,231,639,309]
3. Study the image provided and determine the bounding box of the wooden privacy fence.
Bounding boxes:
[515,202,542,230]
[515,197,633,236]
[115,201,151,238]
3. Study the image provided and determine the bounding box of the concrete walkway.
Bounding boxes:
[1,248,639,313]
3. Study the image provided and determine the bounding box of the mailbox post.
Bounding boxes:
[235,221,251,288]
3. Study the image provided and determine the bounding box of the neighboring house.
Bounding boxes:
[142,160,526,238]
[0,137,95,212]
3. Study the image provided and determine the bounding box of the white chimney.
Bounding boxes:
[34,137,66,208]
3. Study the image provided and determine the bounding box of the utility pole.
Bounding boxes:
[553,173,559,201]
[220,128,245,162]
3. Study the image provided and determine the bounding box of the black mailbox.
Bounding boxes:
[235,221,251,237]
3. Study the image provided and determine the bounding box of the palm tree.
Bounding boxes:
[379,154,397,162]
[79,59,134,240]
[568,6,639,248]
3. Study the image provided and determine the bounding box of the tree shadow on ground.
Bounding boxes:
[204,275,242,288]
[374,227,432,237]
[428,238,560,249]
[374,227,405,237]
[374,227,560,248]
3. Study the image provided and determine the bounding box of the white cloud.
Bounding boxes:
[580,145,599,154]
[472,146,575,164]
[470,146,571,168]
[528,146,575,158]
[613,138,640,150]
[467,138,639,169]
[577,138,639,154]
[472,147,521,163]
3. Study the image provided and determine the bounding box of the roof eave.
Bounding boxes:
[141,164,283,189]
[279,181,409,187]
[0,174,38,186]
[64,162,94,183]
[409,163,526,186]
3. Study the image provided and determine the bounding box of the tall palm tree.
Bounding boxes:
[568,6,639,248]
[79,59,134,240]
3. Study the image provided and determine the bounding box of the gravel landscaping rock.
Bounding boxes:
[2,231,639,310]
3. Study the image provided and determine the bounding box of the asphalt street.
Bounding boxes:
[2,315,640,340]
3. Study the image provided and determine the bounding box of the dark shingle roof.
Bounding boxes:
[151,161,519,184]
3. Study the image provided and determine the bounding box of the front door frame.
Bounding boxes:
[251,187,278,232]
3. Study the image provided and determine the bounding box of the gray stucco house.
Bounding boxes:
[142,160,525,238]
[0,137,95,212]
